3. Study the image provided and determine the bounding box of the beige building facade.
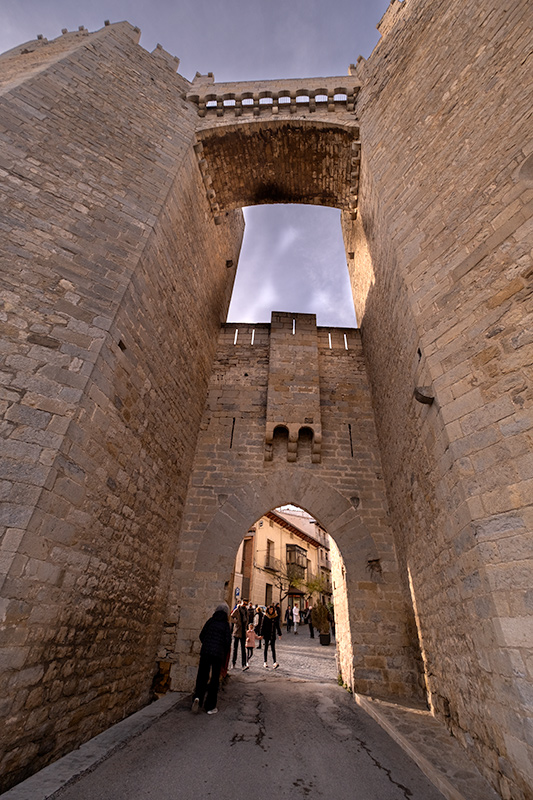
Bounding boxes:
[231,507,332,616]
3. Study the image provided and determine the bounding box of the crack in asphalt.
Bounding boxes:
[353,734,414,799]
[313,690,413,799]
[230,691,266,751]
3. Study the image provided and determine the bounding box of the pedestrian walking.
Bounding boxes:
[231,600,249,671]
[254,605,264,649]
[248,604,255,626]
[260,603,282,669]
[306,606,315,638]
[191,602,231,716]
[245,623,260,663]
[292,604,300,633]
[284,605,293,632]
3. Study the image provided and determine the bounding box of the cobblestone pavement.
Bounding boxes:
[240,625,338,682]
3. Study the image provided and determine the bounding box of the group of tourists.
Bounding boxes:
[191,599,283,715]
[284,604,314,637]
[191,597,335,715]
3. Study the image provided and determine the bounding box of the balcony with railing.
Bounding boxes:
[286,543,308,569]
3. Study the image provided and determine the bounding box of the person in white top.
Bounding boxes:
[292,605,300,634]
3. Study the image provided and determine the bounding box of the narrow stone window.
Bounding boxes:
[272,425,289,461]
[348,423,354,457]
[251,329,255,345]
[367,559,382,579]
[344,333,348,350]
[118,339,126,351]
[298,426,313,462]
[328,332,332,349]
[230,417,236,448]
[265,539,275,569]
[292,318,296,335]
[234,328,239,345]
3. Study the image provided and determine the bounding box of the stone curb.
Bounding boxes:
[354,694,501,800]
[0,692,188,800]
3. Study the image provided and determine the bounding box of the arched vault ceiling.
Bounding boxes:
[193,118,361,218]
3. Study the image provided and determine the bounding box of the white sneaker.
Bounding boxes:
[264,662,269,668]
[191,697,200,714]
[207,708,218,715]
[273,662,279,669]
[243,665,249,671]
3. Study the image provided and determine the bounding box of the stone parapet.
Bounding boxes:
[186,75,361,118]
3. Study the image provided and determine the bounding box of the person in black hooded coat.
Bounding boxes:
[260,604,282,668]
[192,602,231,715]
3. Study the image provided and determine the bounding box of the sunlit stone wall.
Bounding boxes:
[343,1,533,797]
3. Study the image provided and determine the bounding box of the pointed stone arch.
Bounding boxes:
[170,467,420,700]
[194,468,379,578]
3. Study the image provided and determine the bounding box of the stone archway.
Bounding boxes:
[188,470,390,697]
[193,117,360,216]
[1,8,532,796]
[193,470,379,576]
[162,315,424,703]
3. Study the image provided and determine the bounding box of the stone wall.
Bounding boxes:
[343,1,533,797]
[163,314,423,704]
[0,2,531,796]
[0,23,242,790]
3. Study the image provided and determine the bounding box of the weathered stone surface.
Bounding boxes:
[0,2,531,798]
[0,19,242,792]
[340,2,532,797]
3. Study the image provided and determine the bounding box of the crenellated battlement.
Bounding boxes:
[186,75,361,118]
[0,20,141,62]
[0,21,183,93]
[186,73,361,222]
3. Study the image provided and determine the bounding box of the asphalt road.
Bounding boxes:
[53,633,445,800]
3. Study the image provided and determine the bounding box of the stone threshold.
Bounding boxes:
[354,693,501,800]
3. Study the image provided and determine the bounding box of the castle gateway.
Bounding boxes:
[0,1,532,797]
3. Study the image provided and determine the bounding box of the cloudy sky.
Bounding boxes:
[1,0,389,328]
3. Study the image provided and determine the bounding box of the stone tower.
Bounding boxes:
[0,2,531,797]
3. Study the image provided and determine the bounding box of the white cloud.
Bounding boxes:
[227,205,357,328]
